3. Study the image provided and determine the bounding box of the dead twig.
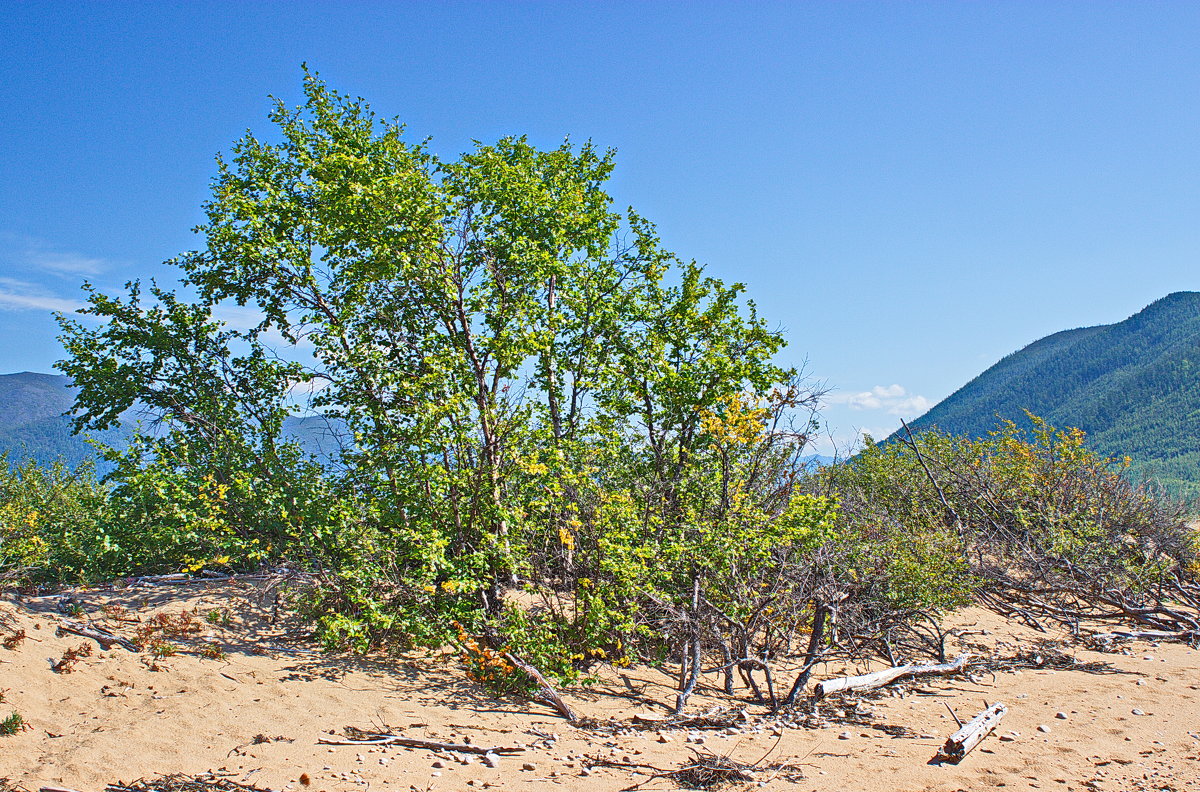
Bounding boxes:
[319,727,524,755]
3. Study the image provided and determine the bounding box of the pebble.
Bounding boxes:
[521,762,536,771]
[999,735,1016,742]
[838,731,852,740]
[431,761,445,769]
[1055,712,1068,720]
[1132,709,1146,716]
[482,753,500,769]
[1037,725,1051,733]
[657,734,672,743]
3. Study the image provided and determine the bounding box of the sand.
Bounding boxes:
[2,578,1199,792]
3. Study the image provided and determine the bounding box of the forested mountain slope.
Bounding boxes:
[897,291,1200,490]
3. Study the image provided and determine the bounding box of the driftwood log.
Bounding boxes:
[938,702,1007,763]
[504,651,580,723]
[57,620,136,651]
[1092,629,1199,643]
[813,653,971,698]
[318,734,525,754]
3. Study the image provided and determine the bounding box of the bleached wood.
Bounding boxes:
[939,702,1007,762]
[813,653,971,698]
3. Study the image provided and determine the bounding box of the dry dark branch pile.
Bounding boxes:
[614,748,808,791]
[106,774,264,792]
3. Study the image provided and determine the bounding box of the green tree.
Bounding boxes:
[57,71,823,682]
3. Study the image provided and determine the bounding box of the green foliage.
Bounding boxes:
[0,455,110,584]
[835,415,1195,609]
[43,70,1094,695]
[48,69,818,679]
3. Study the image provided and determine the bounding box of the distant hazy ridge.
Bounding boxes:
[0,372,339,469]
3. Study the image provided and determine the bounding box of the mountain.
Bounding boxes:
[896,291,1200,491]
[0,372,132,468]
[0,372,344,470]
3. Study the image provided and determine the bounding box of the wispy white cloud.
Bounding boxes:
[823,384,932,417]
[0,232,111,277]
[0,288,85,314]
[26,249,107,276]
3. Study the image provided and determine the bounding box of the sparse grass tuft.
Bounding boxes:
[0,712,27,736]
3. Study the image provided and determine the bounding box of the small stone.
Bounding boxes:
[580,769,592,777]
[657,734,672,743]
[430,772,441,778]
[999,735,1016,742]
[692,736,705,745]
[838,731,852,740]
[1037,725,1051,733]
[431,761,445,769]
[482,753,500,768]
[1055,712,1068,720]
[521,762,536,771]
[1132,709,1146,716]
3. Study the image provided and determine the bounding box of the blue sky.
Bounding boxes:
[2,1,1198,452]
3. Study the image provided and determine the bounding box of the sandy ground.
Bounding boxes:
[2,578,1199,792]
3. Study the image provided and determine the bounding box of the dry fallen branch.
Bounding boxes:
[813,653,971,698]
[1089,628,1199,645]
[319,727,524,755]
[57,620,136,651]
[937,702,1007,763]
[503,651,579,723]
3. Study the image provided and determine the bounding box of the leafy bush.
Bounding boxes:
[0,455,110,584]
[821,416,1198,639]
